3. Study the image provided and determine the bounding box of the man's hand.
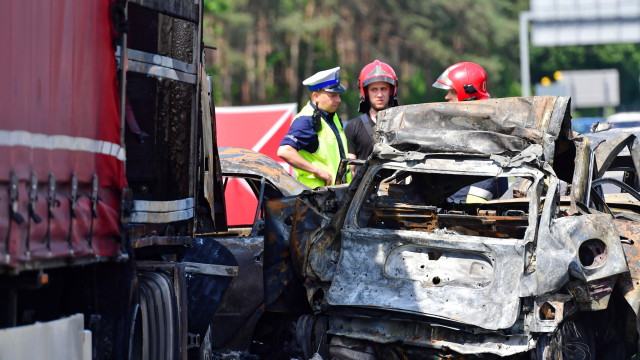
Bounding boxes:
[348,153,357,177]
[313,168,333,186]
[277,145,334,185]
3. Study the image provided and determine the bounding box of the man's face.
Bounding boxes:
[367,82,391,110]
[445,89,458,102]
[314,90,341,113]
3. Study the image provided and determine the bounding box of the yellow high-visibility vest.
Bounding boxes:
[293,102,351,188]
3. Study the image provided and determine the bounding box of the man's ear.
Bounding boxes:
[311,91,319,102]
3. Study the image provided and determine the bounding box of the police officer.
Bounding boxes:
[433,62,506,203]
[344,60,398,175]
[277,67,350,188]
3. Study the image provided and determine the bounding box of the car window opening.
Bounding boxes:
[358,168,532,239]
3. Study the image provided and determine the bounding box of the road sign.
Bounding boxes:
[520,1,639,96]
[530,0,640,46]
[534,69,619,109]
[534,82,569,97]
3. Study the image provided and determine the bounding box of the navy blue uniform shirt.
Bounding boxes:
[280,103,342,154]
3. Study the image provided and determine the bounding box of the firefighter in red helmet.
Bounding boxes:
[433,62,490,102]
[433,62,506,203]
[356,60,399,113]
[345,60,398,174]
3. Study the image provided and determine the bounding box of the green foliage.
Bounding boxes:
[200,0,639,115]
[404,68,430,104]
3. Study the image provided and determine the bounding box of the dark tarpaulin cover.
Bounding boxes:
[0,0,124,267]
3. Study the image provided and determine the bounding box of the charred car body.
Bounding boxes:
[203,147,309,358]
[265,96,640,359]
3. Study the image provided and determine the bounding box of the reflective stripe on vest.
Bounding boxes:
[293,103,350,188]
[467,185,494,200]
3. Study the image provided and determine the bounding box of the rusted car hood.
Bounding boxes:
[219,147,309,196]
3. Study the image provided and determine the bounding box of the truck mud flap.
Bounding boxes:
[263,197,310,313]
[182,237,237,339]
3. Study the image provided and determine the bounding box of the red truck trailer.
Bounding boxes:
[0,1,233,359]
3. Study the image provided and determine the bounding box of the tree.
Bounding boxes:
[203,0,530,118]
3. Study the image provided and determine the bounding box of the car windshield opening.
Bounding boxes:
[357,168,532,239]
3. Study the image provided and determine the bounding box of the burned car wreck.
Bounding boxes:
[264,96,640,359]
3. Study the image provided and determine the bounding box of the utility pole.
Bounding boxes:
[519,11,531,97]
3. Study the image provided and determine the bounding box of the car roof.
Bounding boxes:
[375,96,572,160]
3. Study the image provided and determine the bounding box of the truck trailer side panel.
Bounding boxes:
[0,0,124,269]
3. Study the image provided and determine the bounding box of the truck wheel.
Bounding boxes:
[137,271,180,360]
[296,314,329,360]
[129,304,143,360]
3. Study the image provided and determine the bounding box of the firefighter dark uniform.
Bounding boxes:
[448,178,509,204]
[433,62,501,203]
[345,60,399,161]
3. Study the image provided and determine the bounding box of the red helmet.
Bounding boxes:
[358,60,398,113]
[433,62,490,101]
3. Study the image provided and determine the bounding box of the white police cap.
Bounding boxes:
[302,66,346,93]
